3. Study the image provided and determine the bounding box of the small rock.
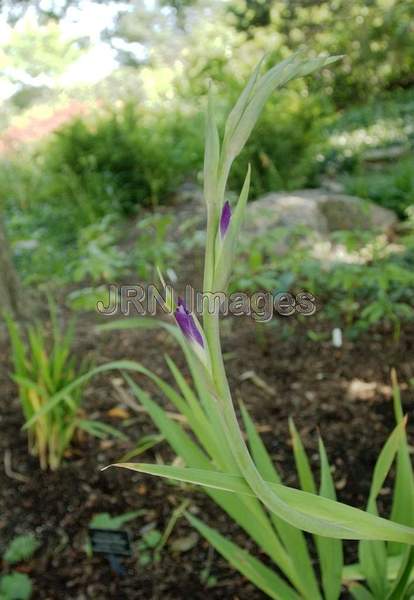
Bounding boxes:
[170,532,199,553]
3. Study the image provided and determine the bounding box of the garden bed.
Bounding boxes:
[1,315,413,599]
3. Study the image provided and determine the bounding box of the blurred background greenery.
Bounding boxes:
[2,5,414,598]
[0,0,413,336]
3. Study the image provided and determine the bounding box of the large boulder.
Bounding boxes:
[245,189,397,236]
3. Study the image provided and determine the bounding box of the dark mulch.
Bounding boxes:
[0,312,413,600]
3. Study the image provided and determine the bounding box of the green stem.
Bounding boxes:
[202,160,230,293]
[202,210,217,293]
[202,197,348,555]
[201,143,348,560]
[204,308,325,536]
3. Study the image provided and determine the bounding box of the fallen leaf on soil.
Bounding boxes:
[107,406,131,419]
[347,379,378,400]
[99,440,115,450]
[239,370,276,396]
[137,483,147,496]
[335,476,347,490]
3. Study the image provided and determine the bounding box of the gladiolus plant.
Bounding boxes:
[101,55,414,598]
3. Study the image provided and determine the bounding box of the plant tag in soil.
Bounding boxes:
[89,528,132,557]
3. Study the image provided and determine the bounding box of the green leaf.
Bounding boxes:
[389,369,414,556]
[96,317,161,333]
[223,56,264,147]
[77,419,128,441]
[359,419,407,598]
[118,434,164,462]
[123,374,209,466]
[0,572,32,600]
[289,419,317,494]
[367,419,406,508]
[226,55,342,161]
[342,554,407,584]
[386,547,414,600]
[204,84,220,210]
[241,403,321,600]
[123,375,293,570]
[89,511,142,530]
[317,437,343,600]
[23,360,147,428]
[215,165,251,291]
[142,529,162,548]
[186,513,301,600]
[138,551,151,566]
[349,584,375,600]
[3,535,40,565]
[164,355,224,466]
[109,463,414,544]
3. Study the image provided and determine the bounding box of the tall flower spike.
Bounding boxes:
[175,298,204,348]
[220,201,231,238]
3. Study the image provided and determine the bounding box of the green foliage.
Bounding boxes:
[2,18,82,79]
[0,572,32,600]
[349,371,414,599]
[141,529,162,548]
[118,433,164,462]
[3,199,130,286]
[1,0,413,294]
[0,103,204,287]
[104,361,414,599]
[230,224,414,338]
[116,0,414,108]
[230,92,332,196]
[328,88,414,154]
[0,157,89,284]
[228,0,414,107]
[72,216,128,283]
[4,304,124,470]
[342,158,414,219]
[66,286,114,312]
[3,535,40,565]
[135,213,177,280]
[322,87,414,176]
[0,535,36,600]
[5,305,86,470]
[3,48,413,293]
[89,511,142,530]
[100,58,414,598]
[136,529,163,566]
[42,103,203,215]
[318,90,414,217]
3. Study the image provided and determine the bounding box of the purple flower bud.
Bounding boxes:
[220,201,231,238]
[175,298,204,347]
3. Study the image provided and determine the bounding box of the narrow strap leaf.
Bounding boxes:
[186,513,301,600]
[108,463,414,544]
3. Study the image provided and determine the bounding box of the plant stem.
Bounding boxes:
[203,199,345,545]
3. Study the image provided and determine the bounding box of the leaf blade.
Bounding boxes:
[107,463,414,544]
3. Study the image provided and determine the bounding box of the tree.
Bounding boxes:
[0,216,25,319]
[227,0,414,106]
[0,16,84,84]
[0,15,85,111]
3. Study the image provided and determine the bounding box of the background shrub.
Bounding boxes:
[42,103,204,216]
